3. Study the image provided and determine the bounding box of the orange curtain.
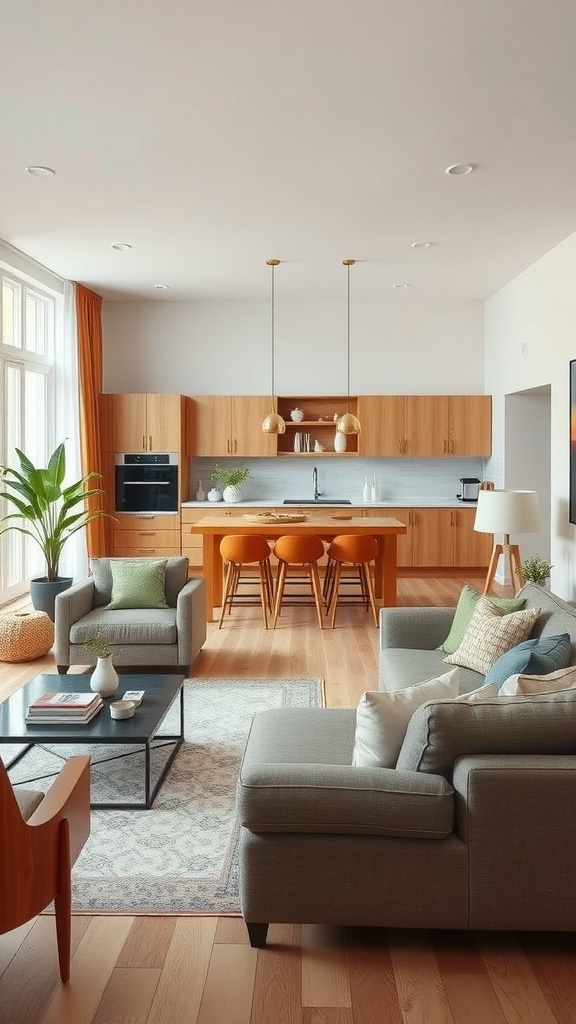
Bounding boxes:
[75,283,107,557]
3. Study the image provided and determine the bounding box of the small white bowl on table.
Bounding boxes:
[109,699,136,720]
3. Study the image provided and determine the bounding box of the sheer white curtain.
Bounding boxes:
[53,280,88,581]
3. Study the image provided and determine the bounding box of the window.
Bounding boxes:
[0,270,58,604]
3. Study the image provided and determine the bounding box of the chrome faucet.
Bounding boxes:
[312,465,320,500]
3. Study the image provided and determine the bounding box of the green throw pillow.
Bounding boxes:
[438,584,527,655]
[108,558,169,610]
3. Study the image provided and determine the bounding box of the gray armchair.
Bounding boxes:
[54,556,206,676]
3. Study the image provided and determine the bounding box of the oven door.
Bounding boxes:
[115,465,179,513]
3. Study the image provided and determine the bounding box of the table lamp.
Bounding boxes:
[474,489,540,595]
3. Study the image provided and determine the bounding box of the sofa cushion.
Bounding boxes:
[352,670,460,768]
[396,687,576,778]
[238,707,455,839]
[438,585,527,655]
[444,598,540,675]
[499,664,576,695]
[107,558,169,610]
[379,647,483,694]
[485,633,572,686]
[70,607,178,645]
[90,556,189,608]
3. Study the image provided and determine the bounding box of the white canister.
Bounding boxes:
[290,408,304,423]
[334,431,347,453]
[207,488,222,502]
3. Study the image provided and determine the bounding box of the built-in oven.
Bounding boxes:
[115,453,179,513]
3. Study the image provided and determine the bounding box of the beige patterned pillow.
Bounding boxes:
[444,597,540,675]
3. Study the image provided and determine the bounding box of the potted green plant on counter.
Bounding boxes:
[0,441,111,619]
[210,464,250,503]
[516,554,553,586]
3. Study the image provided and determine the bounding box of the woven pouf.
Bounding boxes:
[0,610,55,662]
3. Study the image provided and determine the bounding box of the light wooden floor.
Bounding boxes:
[1,576,576,1024]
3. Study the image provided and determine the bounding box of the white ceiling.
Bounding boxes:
[2,0,576,302]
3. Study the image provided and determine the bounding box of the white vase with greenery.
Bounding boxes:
[211,464,250,504]
[84,634,119,696]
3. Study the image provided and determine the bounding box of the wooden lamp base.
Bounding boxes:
[483,543,525,596]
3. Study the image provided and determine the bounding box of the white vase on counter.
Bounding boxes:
[207,488,222,502]
[223,484,243,503]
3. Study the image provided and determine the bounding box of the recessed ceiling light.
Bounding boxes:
[393,282,410,289]
[25,165,56,177]
[154,284,169,291]
[445,163,475,176]
[411,241,434,249]
[111,243,132,251]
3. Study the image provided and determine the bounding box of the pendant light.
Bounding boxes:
[336,258,362,435]
[261,258,286,434]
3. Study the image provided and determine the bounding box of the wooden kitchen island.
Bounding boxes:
[189,514,407,622]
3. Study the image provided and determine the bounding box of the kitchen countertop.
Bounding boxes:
[181,498,478,509]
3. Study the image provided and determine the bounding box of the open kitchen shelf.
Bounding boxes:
[276,396,359,456]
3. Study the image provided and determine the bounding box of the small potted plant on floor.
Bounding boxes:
[83,632,120,695]
[516,554,554,587]
[0,441,111,619]
[210,464,250,503]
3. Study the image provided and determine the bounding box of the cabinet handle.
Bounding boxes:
[450,510,454,527]
[137,515,154,520]
[138,531,155,536]
[138,548,155,552]
[397,439,402,454]
[234,438,237,454]
[149,435,152,451]
[226,438,230,454]
[142,435,146,451]
[450,439,454,453]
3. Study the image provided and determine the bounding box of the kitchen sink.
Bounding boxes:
[283,499,352,505]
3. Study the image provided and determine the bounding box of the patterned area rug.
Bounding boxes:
[5,677,323,914]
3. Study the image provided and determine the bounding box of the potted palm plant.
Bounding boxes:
[0,441,110,619]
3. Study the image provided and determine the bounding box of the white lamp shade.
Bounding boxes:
[474,490,540,535]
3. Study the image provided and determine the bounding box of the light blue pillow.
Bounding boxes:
[485,633,572,687]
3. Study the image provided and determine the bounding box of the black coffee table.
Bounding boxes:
[0,672,184,810]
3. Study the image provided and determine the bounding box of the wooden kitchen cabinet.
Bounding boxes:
[365,505,490,569]
[404,395,492,457]
[100,393,189,453]
[275,396,360,456]
[190,396,276,456]
[113,512,181,557]
[358,395,491,457]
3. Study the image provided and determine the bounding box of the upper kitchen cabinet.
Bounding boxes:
[404,395,492,456]
[357,396,406,456]
[358,395,492,457]
[190,396,276,457]
[275,396,360,455]
[100,393,191,453]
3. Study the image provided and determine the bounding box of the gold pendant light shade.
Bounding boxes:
[262,411,286,434]
[261,258,286,435]
[336,411,362,435]
[336,258,361,436]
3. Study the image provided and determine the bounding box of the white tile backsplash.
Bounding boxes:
[189,456,487,504]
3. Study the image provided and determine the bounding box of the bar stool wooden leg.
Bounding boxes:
[309,561,325,629]
[362,562,379,626]
[329,562,343,628]
[258,561,269,628]
[219,561,236,629]
[272,562,288,628]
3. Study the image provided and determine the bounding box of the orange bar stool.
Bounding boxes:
[272,535,325,629]
[324,534,379,628]
[218,535,274,629]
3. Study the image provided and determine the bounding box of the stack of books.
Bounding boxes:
[26,691,103,725]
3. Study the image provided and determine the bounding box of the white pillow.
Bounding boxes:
[499,664,576,695]
[448,683,499,702]
[352,669,460,768]
[444,597,540,675]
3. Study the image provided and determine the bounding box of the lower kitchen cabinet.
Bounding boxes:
[112,512,181,558]
[365,506,490,569]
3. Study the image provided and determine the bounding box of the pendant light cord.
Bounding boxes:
[271,261,275,398]
[343,258,356,413]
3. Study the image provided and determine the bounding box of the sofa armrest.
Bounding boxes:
[53,580,96,664]
[379,606,456,652]
[451,754,576,929]
[176,576,207,668]
[237,760,454,840]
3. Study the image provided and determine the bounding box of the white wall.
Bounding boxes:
[102,296,485,396]
[485,231,576,599]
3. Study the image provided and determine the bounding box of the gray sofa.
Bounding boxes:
[379,583,576,692]
[236,583,576,946]
[54,556,206,676]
